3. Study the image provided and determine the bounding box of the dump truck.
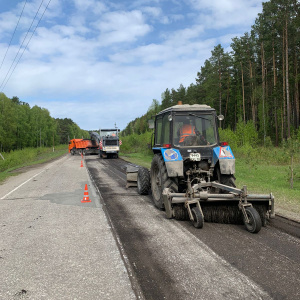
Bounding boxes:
[98,128,121,158]
[68,138,99,155]
[127,103,275,233]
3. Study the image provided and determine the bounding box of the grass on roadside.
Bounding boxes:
[119,152,152,169]
[235,159,300,215]
[0,145,68,183]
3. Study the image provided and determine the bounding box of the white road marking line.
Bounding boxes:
[0,157,65,200]
[1,169,46,200]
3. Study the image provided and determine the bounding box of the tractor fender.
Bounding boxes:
[213,146,235,175]
[153,148,184,177]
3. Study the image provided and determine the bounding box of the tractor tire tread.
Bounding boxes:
[151,154,178,209]
[137,167,150,195]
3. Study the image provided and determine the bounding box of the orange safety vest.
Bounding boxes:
[179,124,195,143]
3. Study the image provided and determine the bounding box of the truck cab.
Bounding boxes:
[99,129,121,158]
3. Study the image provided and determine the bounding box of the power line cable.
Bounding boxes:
[0,0,46,91]
[1,0,52,92]
[0,0,28,72]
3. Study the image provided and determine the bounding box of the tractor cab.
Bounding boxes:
[152,104,221,162]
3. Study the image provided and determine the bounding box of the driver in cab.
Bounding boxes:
[178,118,208,146]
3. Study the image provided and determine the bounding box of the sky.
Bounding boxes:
[0,0,263,131]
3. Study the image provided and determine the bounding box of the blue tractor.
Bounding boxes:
[134,103,275,233]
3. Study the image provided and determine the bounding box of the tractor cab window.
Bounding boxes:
[173,114,217,147]
[155,114,170,146]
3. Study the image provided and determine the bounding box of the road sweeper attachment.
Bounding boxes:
[126,103,275,233]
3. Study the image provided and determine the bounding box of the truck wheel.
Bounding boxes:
[137,167,150,195]
[150,154,178,209]
[191,207,204,228]
[243,207,262,233]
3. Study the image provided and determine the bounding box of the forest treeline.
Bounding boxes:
[122,0,299,146]
[0,93,89,152]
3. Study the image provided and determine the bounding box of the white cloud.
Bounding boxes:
[164,25,205,44]
[142,6,162,18]
[0,12,19,35]
[26,26,97,59]
[93,10,152,45]
[73,0,107,16]
[189,0,262,13]
[189,0,262,29]
[141,6,171,24]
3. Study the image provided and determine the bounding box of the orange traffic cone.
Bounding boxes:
[81,184,91,203]
[80,160,83,167]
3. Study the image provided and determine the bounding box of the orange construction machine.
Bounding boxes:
[68,138,99,155]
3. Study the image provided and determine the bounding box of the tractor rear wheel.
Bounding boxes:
[244,207,262,233]
[212,168,236,193]
[221,174,236,188]
[150,154,178,209]
[137,167,150,195]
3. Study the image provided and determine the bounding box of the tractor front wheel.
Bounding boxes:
[150,154,178,209]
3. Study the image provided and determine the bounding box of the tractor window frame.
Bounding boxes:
[154,116,163,146]
[155,114,171,146]
[162,114,170,145]
[172,112,218,147]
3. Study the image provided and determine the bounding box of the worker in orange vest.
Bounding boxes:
[178,121,196,143]
[178,119,208,145]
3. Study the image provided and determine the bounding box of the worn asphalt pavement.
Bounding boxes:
[0,154,136,300]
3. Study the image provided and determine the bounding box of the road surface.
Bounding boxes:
[87,155,300,300]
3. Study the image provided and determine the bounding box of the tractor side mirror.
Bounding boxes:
[148,119,154,129]
[218,115,224,121]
